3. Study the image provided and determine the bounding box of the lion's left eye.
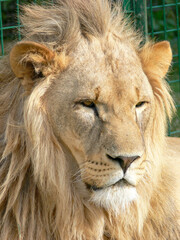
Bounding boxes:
[136,101,146,108]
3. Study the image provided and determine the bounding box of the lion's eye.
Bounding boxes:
[136,101,146,108]
[81,100,95,108]
[80,100,99,117]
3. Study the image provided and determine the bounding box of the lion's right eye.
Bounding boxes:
[81,100,95,108]
[79,100,99,117]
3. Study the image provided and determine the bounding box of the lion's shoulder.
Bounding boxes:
[166,137,180,212]
[166,137,180,161]
[165,137,180,182]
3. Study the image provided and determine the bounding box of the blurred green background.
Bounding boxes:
[0,0,180,136]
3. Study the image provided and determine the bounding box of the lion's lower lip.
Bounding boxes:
[86,179,130,191]
[86,183,103,191]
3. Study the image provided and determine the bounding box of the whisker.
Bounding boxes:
[72,162,93,184]
[144,159,152,165]
[72,174,92,185]
[72,161,92,178]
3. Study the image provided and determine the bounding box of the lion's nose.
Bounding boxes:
[107,154,140,173]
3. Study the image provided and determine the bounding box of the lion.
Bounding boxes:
[0,0,179,239]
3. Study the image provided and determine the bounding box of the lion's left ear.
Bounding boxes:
[139,41,175,120]
[139,41,172,80]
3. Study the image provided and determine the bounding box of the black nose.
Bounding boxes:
[107,154,140,173]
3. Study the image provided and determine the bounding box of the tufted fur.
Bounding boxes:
[0,0,180,239]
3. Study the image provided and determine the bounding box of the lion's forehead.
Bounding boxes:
[73,37,141,72]
[50,37,153,110]
[70,38,151,94]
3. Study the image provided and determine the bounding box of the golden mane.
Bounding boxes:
[20,0,140,49]
[0,0,179,240]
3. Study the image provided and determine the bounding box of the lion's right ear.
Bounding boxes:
[10,41,55,78]
[10,41,68,91]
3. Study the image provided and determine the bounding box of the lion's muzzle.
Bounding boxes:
[106,154,140,173]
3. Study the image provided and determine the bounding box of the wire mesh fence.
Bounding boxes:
[0,0,180,136]
[147,0,180,136]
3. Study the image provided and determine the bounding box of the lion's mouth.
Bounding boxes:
[85,178,132,191]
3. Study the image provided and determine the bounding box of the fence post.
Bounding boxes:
[123,0,148,40]
[134,0,148,39]
[0,1,4,56]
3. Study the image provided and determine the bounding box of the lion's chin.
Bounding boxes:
[89,182,138,215]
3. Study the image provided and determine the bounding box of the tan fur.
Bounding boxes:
[0,0,179,239]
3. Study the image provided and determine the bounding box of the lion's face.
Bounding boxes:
[10,35,172,213]
[45,38,154,211]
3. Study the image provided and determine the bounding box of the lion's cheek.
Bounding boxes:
[68,110,102,153]
[136,105,153,134]
[125,166,146,186]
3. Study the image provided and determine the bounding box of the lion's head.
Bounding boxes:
[0,0,178,240]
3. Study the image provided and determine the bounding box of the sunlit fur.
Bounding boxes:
[90,185,138,214]
[0,0,179,240]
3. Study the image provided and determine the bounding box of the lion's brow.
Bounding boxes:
[94,87,101,101]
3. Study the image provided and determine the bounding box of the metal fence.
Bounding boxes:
[0,0,180,136]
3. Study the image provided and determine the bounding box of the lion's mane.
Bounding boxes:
[0,0,179,240]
